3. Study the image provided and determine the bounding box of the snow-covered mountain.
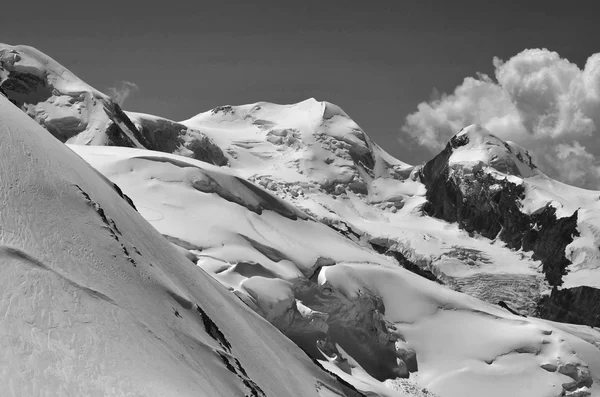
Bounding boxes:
[3,43,600,397]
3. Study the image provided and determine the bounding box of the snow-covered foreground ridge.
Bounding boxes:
[0,95,360,396]
[4,42,600,396]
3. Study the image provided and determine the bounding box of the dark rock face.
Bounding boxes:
[420,136,600,325]
[132,116,228,166]
[112,182,138,211]
[538,286,600,327]
[0,70,53,106]
[103,102,151,148]
[421,139,578,287]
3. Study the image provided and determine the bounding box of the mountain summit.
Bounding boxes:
[447,124,541,178]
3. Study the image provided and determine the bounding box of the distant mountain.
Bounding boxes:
[2,43,600,397]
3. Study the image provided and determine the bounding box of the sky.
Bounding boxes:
[1,0,599,185]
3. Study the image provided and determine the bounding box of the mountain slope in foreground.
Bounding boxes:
[0,94,357,397]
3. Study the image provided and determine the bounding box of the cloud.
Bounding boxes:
[401,49,600,188]
[106,81,139,106]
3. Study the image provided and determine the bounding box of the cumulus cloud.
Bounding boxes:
[401,49,600,188]
[106,80,139,106]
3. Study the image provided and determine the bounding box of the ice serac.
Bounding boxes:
[0,43,226,164]
[0,95,358,397]
[421,124,600,326]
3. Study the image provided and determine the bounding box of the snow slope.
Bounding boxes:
[0,94,356,397]
[74,142,600,397]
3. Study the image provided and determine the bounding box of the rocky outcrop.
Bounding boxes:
[420,130,600,326]
[127,113,228,166]
[421,133,578,287]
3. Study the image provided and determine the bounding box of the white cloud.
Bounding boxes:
[402,49,600,188]
[106,81,139,106]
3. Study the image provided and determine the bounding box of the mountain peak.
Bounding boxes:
[448,124,541,178]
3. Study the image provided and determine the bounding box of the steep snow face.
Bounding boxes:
[0,95,357,397]
[75,143,600,397]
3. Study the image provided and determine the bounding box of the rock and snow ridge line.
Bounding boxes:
[421,124,600,326]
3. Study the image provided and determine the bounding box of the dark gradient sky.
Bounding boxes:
[1,0,597,164]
